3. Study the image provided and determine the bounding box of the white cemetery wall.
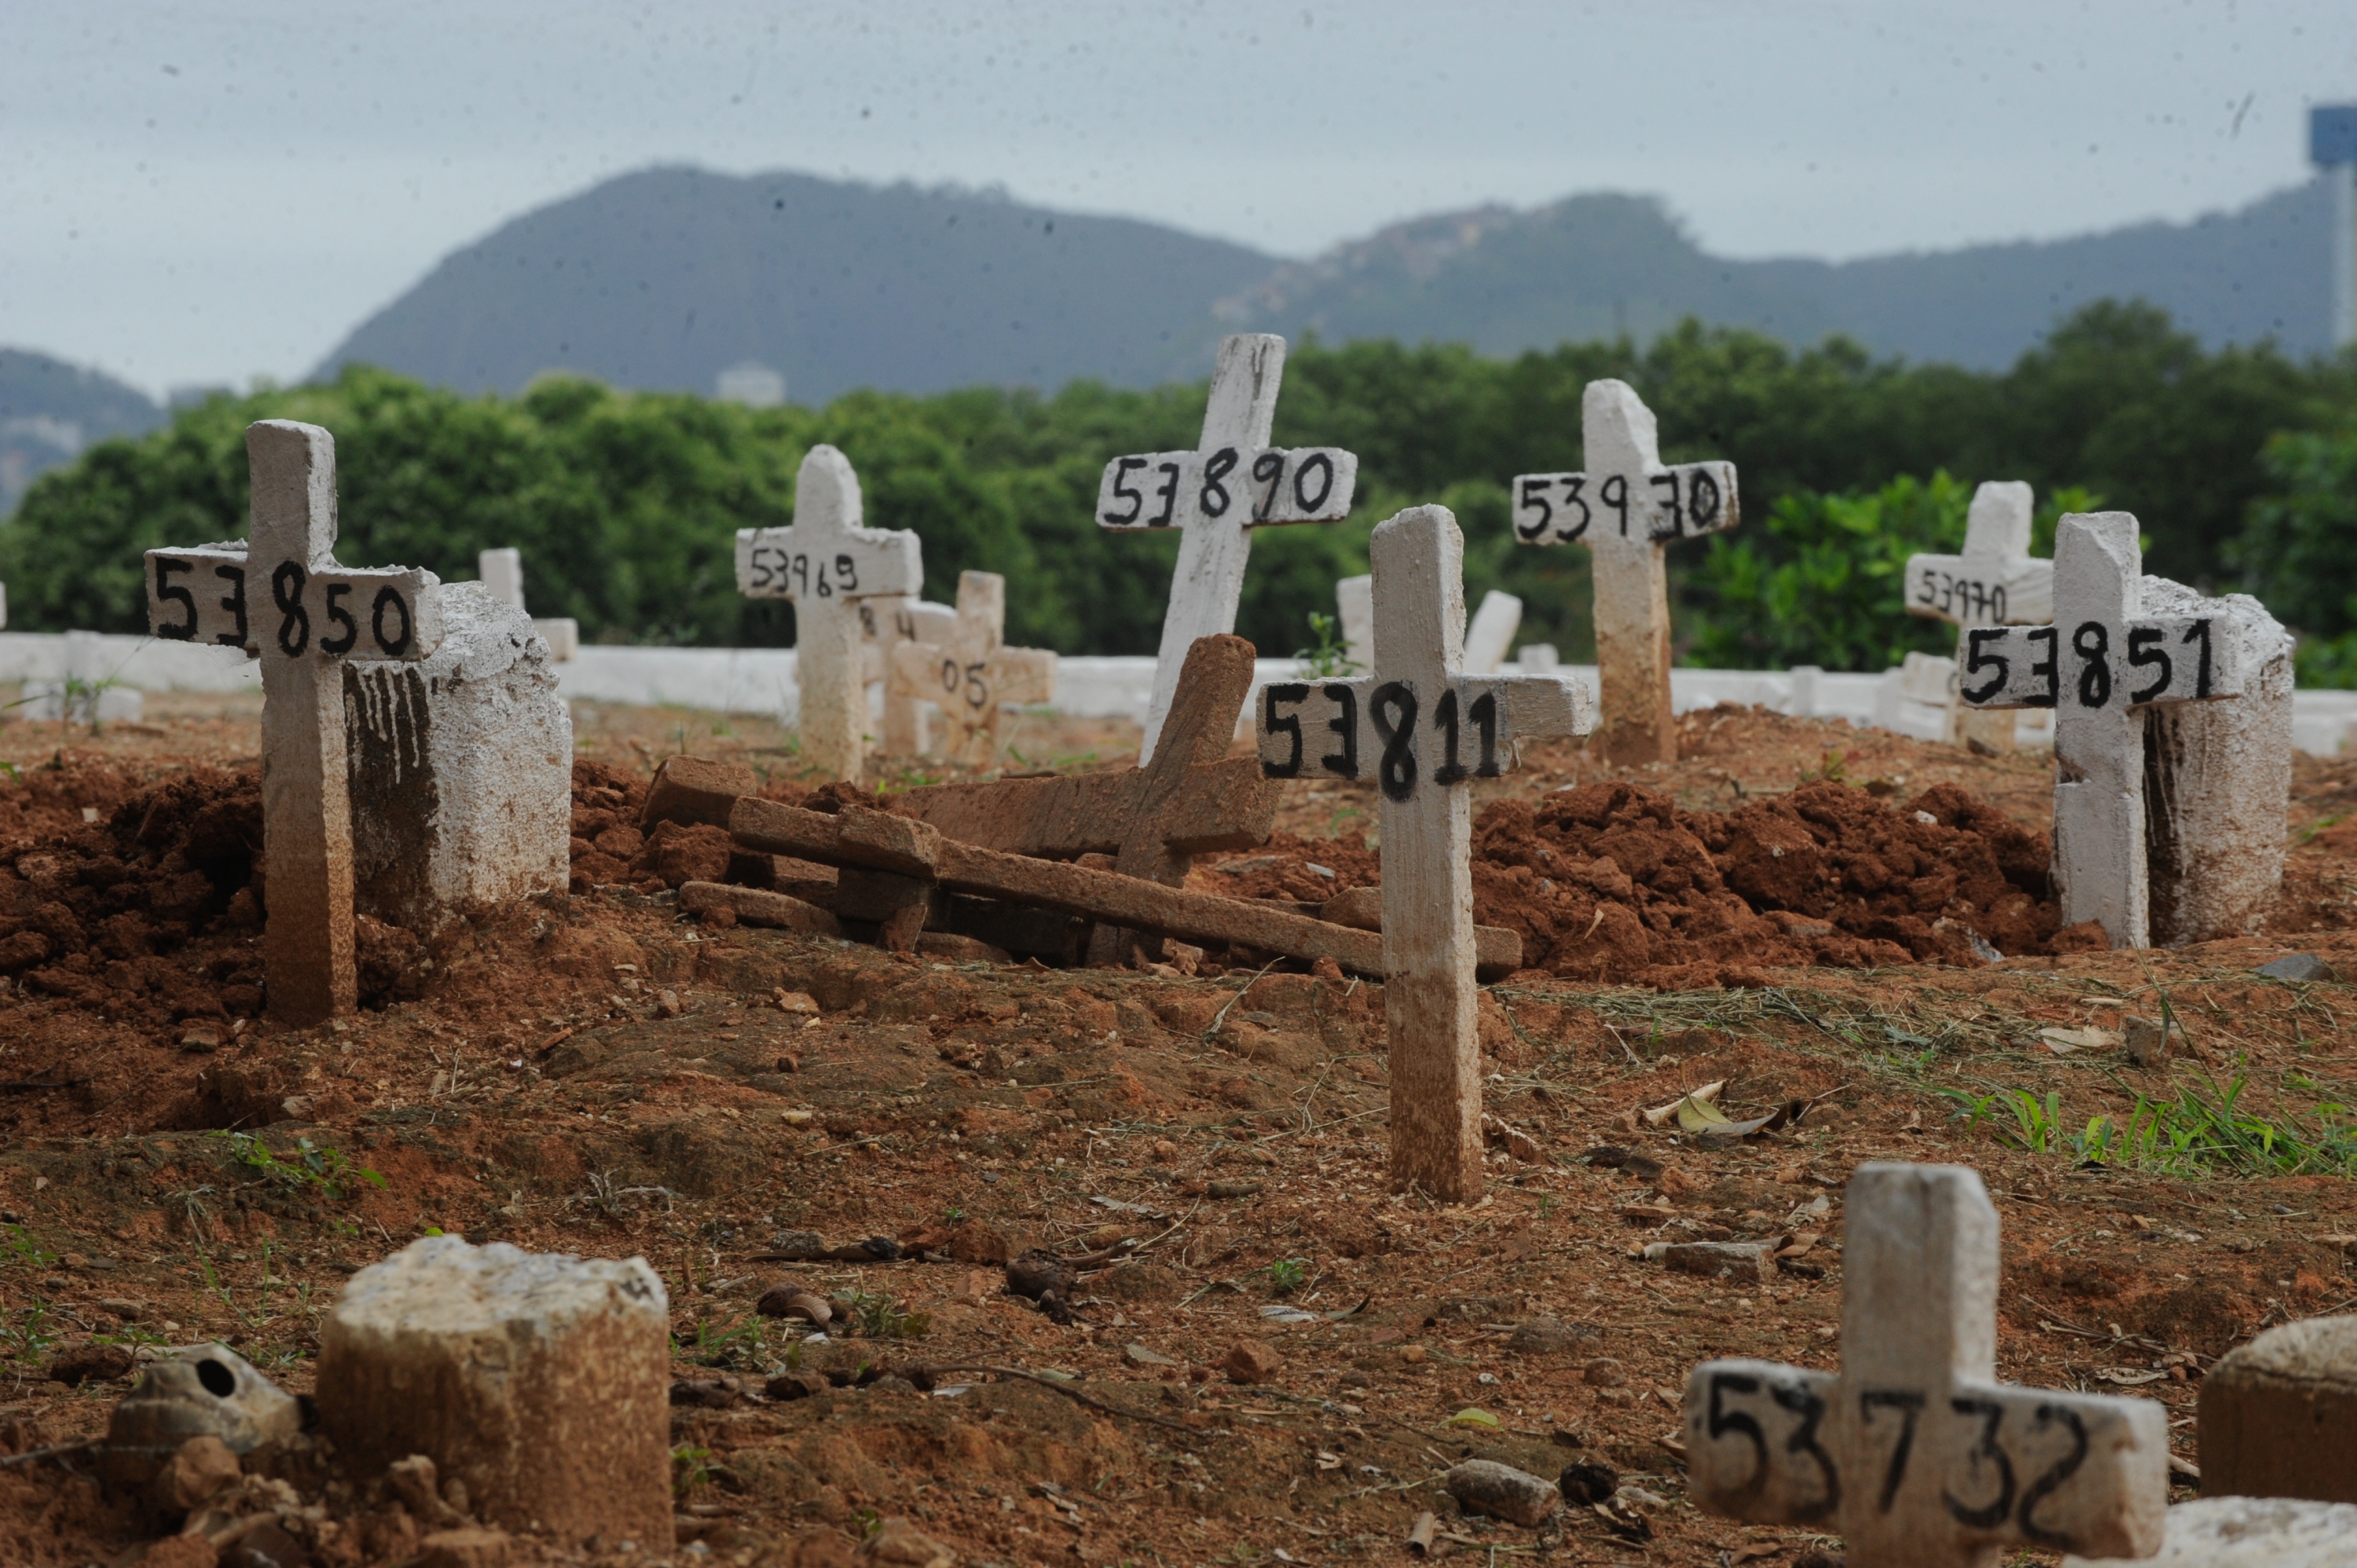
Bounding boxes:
[2139,579,2295,945]
[346,584,573,932]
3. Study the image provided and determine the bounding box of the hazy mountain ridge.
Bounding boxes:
[0,348,163,516]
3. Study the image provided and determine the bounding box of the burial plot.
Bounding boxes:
[860,594,957,754]
[148,419,445,1023]
[896,633,1278,964]
[1902,482,2052,753]
[1684,1162,2167,1567]
[478,546,579,661]
[1257,505,1592,1200]
[1511,379,1738,764]
[884,570,1057,766]
[1097,333,1358,761]
[736,445,922,780]
[1956,511,2288,947]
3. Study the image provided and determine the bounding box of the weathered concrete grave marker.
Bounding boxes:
[736,445,922,780]
[1098,333,1358,761]
[1257,506,1592,1200]
[147,419,444,1023]
[1510,379,1739,764]
[1685,1163,2167,1566]
[478,546,580,661]
[1956,511,2280,948]
[885,570,1057,766]
[1902,481,2053,753]
[860,594,957,755]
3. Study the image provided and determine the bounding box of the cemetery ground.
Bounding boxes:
[3,697,2357,1567]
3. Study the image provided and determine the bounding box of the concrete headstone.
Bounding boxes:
[1511,379,1739,764]
[1098,334,1358,761]
[2062,1496,2357,1567]
[736,445,923,781]
[860,595,958,755]
[1904,482,2054,753]
[1463,590,1523,676]
[1956,511,2286,947]
[884,571,1056,766]
[1684,1163,2168,1567]
[2198,1313,2357,1504]
[317,1236,673,1551]
[1257,505,1592,1199]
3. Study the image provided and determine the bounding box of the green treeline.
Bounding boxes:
[6,299,2354,677]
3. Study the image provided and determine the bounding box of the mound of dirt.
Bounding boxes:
[1206,778,2085,988]
[565,761,876,894]
[0,761,266,1022]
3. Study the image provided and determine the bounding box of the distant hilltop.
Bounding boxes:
[313,167,2343,402]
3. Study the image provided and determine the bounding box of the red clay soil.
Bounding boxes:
[1201,779,2080,989]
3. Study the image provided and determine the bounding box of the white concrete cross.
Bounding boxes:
[1684,1163,2167,1568]
[885,571,1058,767]
[860,595,958,756]
[1510,379,1739,764]
[735,445,923,780]
[1956,512,2252,947]
[478,547,580,661]
[1462,589,1523,676]
[1904,482,2055,753]
[1257,506,1591,1200]
[146,419,445,1024]
[1098,334,1358,762]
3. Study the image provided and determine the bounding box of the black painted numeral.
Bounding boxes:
[1943,1396,2018,1530]
[1962,629,2011,704]
[2017,1403,2090,1549]
[214,565,247,647]
[2127,626,2172,704]
[1705,1372,1769,1489]
[272,562,310,656]
[1469,691,1500,778]
[320,582,358,655]
[1370,682,1417,804]
[2025,626,2059,709]
[1649,471,1684,537]
[1433,689,1466,785]
[836,552,859,594]
[1600,474,1629,536]
[1253,452,1285,521]
[370,588,412,656]
[1104,457,1148,524]
[1200,447,1237,518]
[1516,478,1552,540]
[2184,617,2214,698]
[154,556,197,639]
[1859,1389,1926,1512]
[1320,683,1358,779]
[1292,452,1336,514]
[1772,1379,1840,1522]
[1262,683,1307,779]
[1689,469,1721,529]
[1557,475,1591,541]
[1150,462,1181,526]
[2072,621,2111,708]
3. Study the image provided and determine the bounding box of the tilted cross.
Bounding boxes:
[1903,482,2054,754]
[1509,379,1739,764]
[1684,1163,2166,1567]
[884,571,1058,767]
[1956,512,2250,947]
[1097,333,1358,762]
[735,445,923,780]
[859,595,957,755]
[146,419,445,1024]
[1256,506,1592,1200]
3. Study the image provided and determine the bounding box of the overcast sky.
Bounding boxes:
[6,0,2353,398]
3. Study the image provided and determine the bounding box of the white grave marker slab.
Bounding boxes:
[1956,512,2255,947]
[860,595,959,755]
[735,445,922,780]
[1903,482,2053,752]
[1257,506,1591,1200]
[1463,590,1523,676]
[147,420,445,1023]
[1098,334,1358,761]
[1511,379,1738,764]
[885,571,1057,766]
[1685,1163,2168,1568]
[478,547,578,661]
